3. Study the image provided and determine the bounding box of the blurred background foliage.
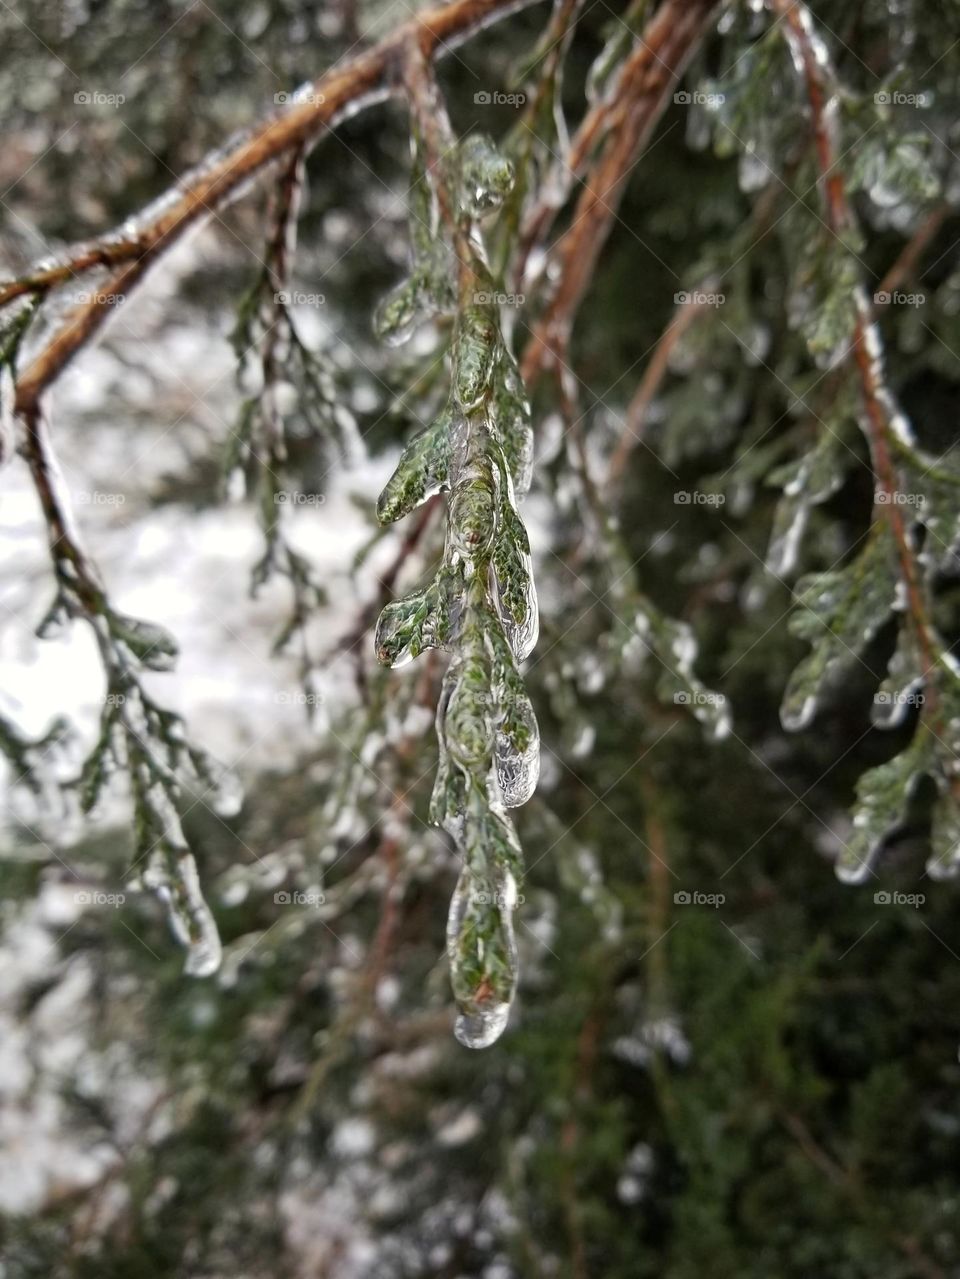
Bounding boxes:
[3,0,960,1275]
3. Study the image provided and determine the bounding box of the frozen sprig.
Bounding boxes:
[20,406,233,976]
[227,148,352,685]
[766,0,960,885]
[373,56,539,1047]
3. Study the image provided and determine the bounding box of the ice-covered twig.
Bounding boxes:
[374,45,539,1048]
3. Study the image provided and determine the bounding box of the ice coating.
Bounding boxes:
[139,783,223,978]
[446,863,518,1049]
[372,114,537,1047]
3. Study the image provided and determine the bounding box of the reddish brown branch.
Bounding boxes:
[771,0,942,701]
[9,0,546,416]
[520,0,719,386]
[875,200,948,301]
[606,296,707,487]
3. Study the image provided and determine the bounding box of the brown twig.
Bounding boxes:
[606,296,708,487]
[9,0,547,416]
[520,0,720,387]
[771,0,943,708]
[874,200,949,301]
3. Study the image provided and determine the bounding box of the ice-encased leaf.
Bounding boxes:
[491,351,534,496]
[836,730,931,883]
[457,134,514,218]
[787,234,862,367]
[378,583,447,670]
[901,450,960,570]
[443,653,496,768]
[765,424,851,576]
[377,409,452,524]
[447,854,520,1048]
[111,614,180,672]
[871,625,925,729]
[781,524,899,731]
[454,303,499,411]
[628,602,730,739]
[848,132,940,207]
[373,275,425,347]
[134,778,222,976]
[495,687,540,808]
[491,492,538,663]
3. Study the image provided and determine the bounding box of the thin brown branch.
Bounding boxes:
[606,297,707,487]
[771,0,943,703]
[520,0,720,386]
[10,0,547,416]
[875,200,949,301]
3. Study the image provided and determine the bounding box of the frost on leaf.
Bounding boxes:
[373,111,536,1047]
[837,730,931,884]
[780,524,900,731]
[765,416,853,577]
[377,408,453,525]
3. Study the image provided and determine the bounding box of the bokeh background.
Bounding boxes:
[2,1,960,1275]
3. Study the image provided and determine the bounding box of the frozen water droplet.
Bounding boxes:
[454,1002,511,1049]
[496,699,540,807]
